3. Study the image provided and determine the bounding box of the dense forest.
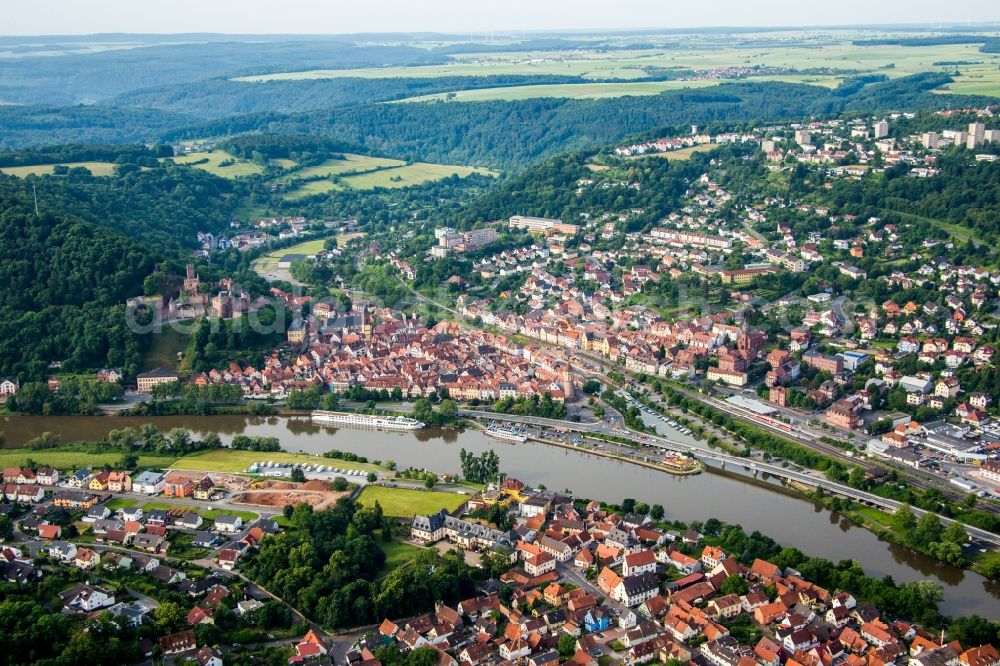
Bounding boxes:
[242,498,482,628]
[852,35,1000,50]
[0,104,191,150]
[0,143,172,168]
[5,163,240,251]
[162,75,992,169]
[113,74,590,119]
[0,39,448,104]
[0,201,155,378]
[2,73,990,167]
[0,157,254,379]
[837,151,1000,242]
[437,150,704,229]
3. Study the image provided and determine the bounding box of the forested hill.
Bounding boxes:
[111,74,589,119]
[0,104,192,150]
[162,74,992,170]
[1,74,992,168]
[0,40,448,104]
[12,165,241,252]
[0,157,254,378]
[0,184,157,378]
[439,151,706,230]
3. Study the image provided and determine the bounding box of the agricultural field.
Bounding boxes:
[105,498,138,510]
[636,143,721,161]
[171,448,383,474]
[200,507,261,523]
[288,154,406,180]
[164,150,264,178]
[281,179,341,199]
[399,79,724,102]
[0,449,177,472]
[237,40,1000,102]
[934,67,1000,98]
[251,236,333,272]
[338,163,495,189]
[357,485,466,517]
[0,161,119,177]
[281,160,496,198]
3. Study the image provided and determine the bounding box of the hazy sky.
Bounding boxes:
[5,0,1000,36]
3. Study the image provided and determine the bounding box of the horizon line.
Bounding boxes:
[3,21,1000,40]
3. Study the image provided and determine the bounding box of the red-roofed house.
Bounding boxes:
[187,606,214,626]
[38,524,61,540]
[961,646,1000,666]
[622,549,657,577]
[295,629,329,660]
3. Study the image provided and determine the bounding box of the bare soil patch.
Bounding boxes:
[232,479,348,510]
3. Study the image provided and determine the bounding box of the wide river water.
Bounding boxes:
[2,414,998,618]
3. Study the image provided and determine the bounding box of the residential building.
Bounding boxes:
[136,368,180,393]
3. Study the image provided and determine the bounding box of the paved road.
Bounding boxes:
[127,587,161,610]
[557,562,602,598]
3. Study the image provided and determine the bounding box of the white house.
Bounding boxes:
[0,377,19,399]
[622,550,657,577]
[133,471,166,495]
[59,583,115,612]
[83,505,111,523]
[46,541,77,563]
[218,548,240,571]
[236,599,264,617]
[119,506,143,522]
[17,486,44,503]
[612,573,660,607]
[214,515,243,533]
[36,468,59,486]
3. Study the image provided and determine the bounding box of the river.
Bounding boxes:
[2,413,998,618]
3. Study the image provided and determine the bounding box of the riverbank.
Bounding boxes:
[466,420,704,476]
[0,413,996,616]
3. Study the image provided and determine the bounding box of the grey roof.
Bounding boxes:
[606,528,634,546]
[253,518,280,534]
[134,471,164,484]
[93,518,123,533]
[214,514,242,524]
[151,564,182,583]
[621,573,659,596]
[49,541,76,555]
[412,509,514,546]
[109,601,150,624]
[3,561,36,583]
[133,534,162,549]
[193,531,219,546]
[59,582,113,604]
[137,367,179,379]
